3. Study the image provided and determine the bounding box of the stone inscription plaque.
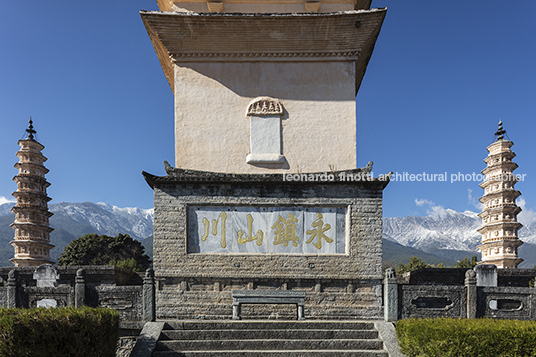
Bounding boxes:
[188,206,347,254]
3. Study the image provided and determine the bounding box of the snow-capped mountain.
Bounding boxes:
[0,201,154,267]
[0,201,153,241]
[384,205,536,252]
[383,209,482,252]
[1,201,534,268]
[50,202,153,241]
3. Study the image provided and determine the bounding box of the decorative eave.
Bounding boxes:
[15,151,48,162]
[481,162,519,176]
[10,258,55,265]
[487,139,513,151]
[11,206,54,217]
[10,222,54,233]
[478,190,521,204]
[142,160,391,189]
[12,175,51,186]
[477,206,521,219]
[155,0,373,12]
[14,162,50,175]
[484,151,515,165]
[140,8,387,93]
[9,240,55,248]
[11,191,52,202]
[478,257,524,267]
[478,239,524,250]
[17,139,44,151]
[477,222,523,234]
[479,178,520,190]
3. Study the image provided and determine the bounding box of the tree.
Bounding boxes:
[454,255,479,268]
[396,256,433,275]
[57,233,151,272]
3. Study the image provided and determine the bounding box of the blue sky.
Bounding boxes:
[1,1,535,219]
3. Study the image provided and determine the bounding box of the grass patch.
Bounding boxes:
[0,306,119,357]
[396,318,536,357]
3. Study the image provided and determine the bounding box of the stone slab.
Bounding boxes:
[130,322,166,357]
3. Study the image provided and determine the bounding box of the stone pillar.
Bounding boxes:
[315,281,322,293]
[475,264,497,287]
[465,269,477,319]
[383,268,398,322]
[143,268,156,322]
[7,269,18,308]
[75,269,86,308]
[232,302,241,320]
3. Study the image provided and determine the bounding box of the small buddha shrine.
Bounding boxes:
[141,0,390,319]
[478,121,523,268]
[10,120,55,266]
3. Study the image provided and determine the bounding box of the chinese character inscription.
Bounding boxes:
[189,206,346,254]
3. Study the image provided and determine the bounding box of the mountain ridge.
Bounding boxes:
[0,202,534,268]
[0,202,153,267]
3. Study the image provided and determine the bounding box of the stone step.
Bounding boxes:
[157,338,384,351]
[163,321,376,331]
[153,350,389,357]
[160,328,378,340]
[151,321,389,357]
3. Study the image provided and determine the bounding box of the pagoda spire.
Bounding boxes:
[25,117,37,141]
[10,120,55,266]
[494,120,506,141]
[477,122,523,268]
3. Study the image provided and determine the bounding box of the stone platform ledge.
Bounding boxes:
[152,273,382,280]
[142,161,391,188]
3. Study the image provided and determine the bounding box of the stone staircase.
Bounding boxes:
[151,321,389,356]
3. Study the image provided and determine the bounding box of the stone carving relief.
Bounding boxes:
[246,97,283,116]
[246,97,285,165]
[33,264,59,287]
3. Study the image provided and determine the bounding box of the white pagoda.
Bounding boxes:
[477,121,523,268]
[10,120,55,266]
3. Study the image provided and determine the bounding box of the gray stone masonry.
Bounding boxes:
[0,266,155,325]
[383,268,398,321]
[143,165,390,320]
[75,269,85,308]
[374,321,406,357]
[130,321,166,357]
[142,268,156,322]
[232,289,306,320]
[465,269,477,319]
[151,321,390,356]
[390,267,536,321]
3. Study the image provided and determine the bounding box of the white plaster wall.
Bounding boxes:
[174,61,357,174]
[173,2,355,13]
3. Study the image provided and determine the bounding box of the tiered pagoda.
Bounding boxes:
[10,120,55,266]
[478,121,523,268]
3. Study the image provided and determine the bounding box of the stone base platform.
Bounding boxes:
[147,320,390,357]
[155,277,382,320]
[144,165,390,322]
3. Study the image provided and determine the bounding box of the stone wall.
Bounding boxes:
[145,167,389,320]
[0,265,155,324]
[385,267,536,321]
[398,267,536,287]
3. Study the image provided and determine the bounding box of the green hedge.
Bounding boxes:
[396,318,536,357]
[0,307,119,357]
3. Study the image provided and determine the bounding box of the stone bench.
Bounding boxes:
[232,290,306,320]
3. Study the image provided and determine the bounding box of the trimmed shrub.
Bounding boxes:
[0,306,119,357]
[396,318,536,357]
